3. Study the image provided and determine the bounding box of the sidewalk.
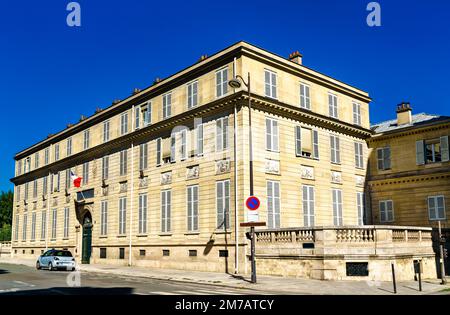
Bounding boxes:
[1,257,449,295]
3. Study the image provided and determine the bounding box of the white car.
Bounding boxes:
[36,249,76,271]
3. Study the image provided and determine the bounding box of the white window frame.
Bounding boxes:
[353,102,362,125]
[330,134,340,164]
[161,190,171,233]
[303,185,315,227]
[163,93,172,119]
[138,194,148,234]
[216,180,230,230]
[379,200,394,223]
[120,150,128,176]
[428,195,446,221]
[187,80,198,109]
[328,93,338,119]
[120,112,129,135]
[103,120,110,143]
[354,142,364,169]
[267,181,281,229]
[139,143,148,171]
[216,67,228,98]
[119,197,127,235]
[377,147,391,170]
[300,83,311,109]
[264,69,277,99]
[100,200,108,236]
[216,117,229,152]
[332,189,343,226]
[265,118,279,152]
[187,185,199,232]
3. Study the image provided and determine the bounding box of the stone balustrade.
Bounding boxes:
[0,241,12,256]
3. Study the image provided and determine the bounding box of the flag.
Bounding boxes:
[70,170,82,188]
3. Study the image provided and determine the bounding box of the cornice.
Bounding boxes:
[368,170,450,187]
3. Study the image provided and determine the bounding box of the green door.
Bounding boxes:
[82,215,92,264]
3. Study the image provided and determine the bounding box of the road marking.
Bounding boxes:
[148,291,178,295]
[13,281,35,287]
[0,288,20,293]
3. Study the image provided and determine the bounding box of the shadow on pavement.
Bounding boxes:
[0,287,135,295]
[0,269,10,274]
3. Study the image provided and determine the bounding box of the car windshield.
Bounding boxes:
[53,251,73,257]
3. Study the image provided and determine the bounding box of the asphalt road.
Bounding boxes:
[0,263,271,295]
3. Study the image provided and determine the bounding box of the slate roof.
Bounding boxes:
[371,113,450,134]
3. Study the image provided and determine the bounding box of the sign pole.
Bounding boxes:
[438,221,447,284]
[250,226,256,283]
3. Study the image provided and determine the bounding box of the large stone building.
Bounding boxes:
[10,42,438,280]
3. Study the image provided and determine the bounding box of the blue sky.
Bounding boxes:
[1,0,449,192]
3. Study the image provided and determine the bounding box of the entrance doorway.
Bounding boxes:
[81,212,92,264]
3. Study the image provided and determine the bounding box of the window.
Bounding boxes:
[82,162,89,184]
[139,143,148,171]
[119,248,125,259]
[41,211,46,240]
[119,197,127,235]
[353,102,361,125]
[16,185,20,202]
[189,250,197,257]
[101,120,110,143]
[120,150,128,176]
[51,208,57,239]
[187,81,198,109]
[216,180,230,230]
[417,137,449,165]
[14,215,19,241]
[63,207,69,238]
[161,190,171,233]
[303,185,315,227]
[31,212,36,241]
[428,196,445,220]
[328,93,338,118]
[162,249,170,256]
[266,118,279,152]
[377,147,391,170]
[66,138,72,156]
[65,169,71,189]
[216,117,229,151]
[100,200,108,236]
[83,130,90,150]
[34,152,39,169]
[216,67,228,98]
[196,124,203,156]
[102,156,109,180]
[180,130,187,160]
[156,138,162,166]
[43,176,48,196]
[135,105,141,129]
[357,192,365,225]
[24,182,29,200]
[143,103,151,126]
[100,248,107,259]
[187,185,199,232]
[138,194,147,234]
[55,172,60,192]
[267,181,280,229]
[120,112,129,135]
[332,189,343,226]
[264,69,277,99]
[354,142,364,169]
[330,134,340,164]
[295,126,319,159]
[170,133,176,163]
[24,157,31,173]
[77,189,94,201]
[219,250,228,257]
[140,250,146,257]
[379,200,394,223]
[300,83,311,109]
[33,180,38,198]
[44,148,49,165]
[22,214,27,241]
[163,93,172,119]
[17,160,22,176]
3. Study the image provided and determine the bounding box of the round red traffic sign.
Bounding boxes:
[246,196,260,211]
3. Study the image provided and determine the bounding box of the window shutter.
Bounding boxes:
[416,140,425,165]
[384,147,391,169]
[335,136,340,164]
[197,124,203,156]
[266,119,272,151]
[273,120,279,151]
[216,119,223,151]
[380,202,386,222]
[313,130,319,159]
[295,126,302,156]
[170,133,176,162]
[267,182,273,228]
[217,182,223,228]
[274,182,280,228]
[440,136,449,162]
[156,138,162,165]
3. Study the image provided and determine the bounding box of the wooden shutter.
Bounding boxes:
[440,136,449,162]
[416,140,425,165]
[295,126,302,156]
[313,130,319,159]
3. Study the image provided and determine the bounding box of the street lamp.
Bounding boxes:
[229,73,257,283]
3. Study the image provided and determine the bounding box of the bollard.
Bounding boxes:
[418,261,422,292]
[391,263,397,294]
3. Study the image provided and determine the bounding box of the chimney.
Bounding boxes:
[289,51,303,65]
[396,102,412,125]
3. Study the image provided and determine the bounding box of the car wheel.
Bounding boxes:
[36,261,41,270]
[72,267,76,271]
[48,262,54,271]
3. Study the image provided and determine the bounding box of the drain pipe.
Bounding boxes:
[129,107,135,266]
[233,57,239,274]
